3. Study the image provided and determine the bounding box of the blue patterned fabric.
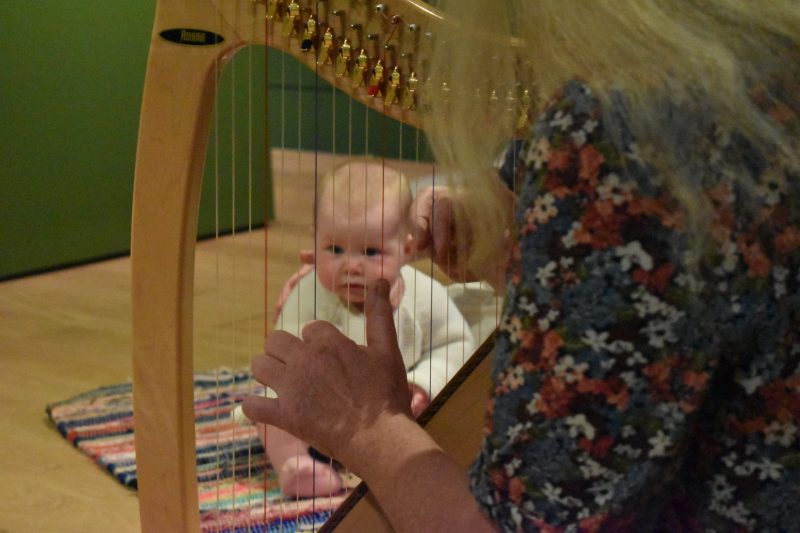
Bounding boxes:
[471,80,800,531]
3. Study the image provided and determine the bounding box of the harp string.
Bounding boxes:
[205,2,493,528]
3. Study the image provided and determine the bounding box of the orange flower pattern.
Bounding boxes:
[471,81,800,531]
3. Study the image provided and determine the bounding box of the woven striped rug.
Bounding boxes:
[46,369,352,532]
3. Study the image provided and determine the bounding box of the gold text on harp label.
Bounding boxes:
[180,29,206,43]
[158,28,225,46]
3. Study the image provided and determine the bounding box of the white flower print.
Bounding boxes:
[588,482,615,506]
[621,425,637,438]
[720,240,739,273]
[640,319,679,348]
[517,296,538,317]
[566,413,596,440]
[756,168,787,206]
[503,365,526,390]
[535,261,557,286]
[773,265,789,299]
[571,129,587,147]
[648,430,672,458]
[675,272,706,293]
[562,221,581,249]
[733,460,757,477]
[608,339,634,354]
[550,110,574,131]
[597,173,635,205]
[613,444,642,459]
[500,315,523,344]
[578,455,608,479]
[710,474,735,504]
[757,458,783,481]
[542,482,565,504]
[721,451,738,469]
[710,500,754,528]
[632,288,670,317]
[530,193,558,224]
[619,371,641,388]
[624,142,644,164]
[553,355,589,383]
[526,394,540,415]
[505,457,522,477]
[524,136,551,170]
[600,358,616,370]
[737,374,764,395]
[510,505,523,527]
[764,421,797,447]
[582,329,609,353]
[616,241,653,272]
[506,421,531,440]
[537,309,560,332]
[626,351,648,366]
[729,295,742,314]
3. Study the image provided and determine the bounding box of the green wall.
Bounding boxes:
[1,2,154,280]
[0,2,428,280]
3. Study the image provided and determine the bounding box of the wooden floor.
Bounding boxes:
[0,150,439,532]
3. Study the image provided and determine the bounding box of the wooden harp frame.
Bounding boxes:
[132,0,496,531]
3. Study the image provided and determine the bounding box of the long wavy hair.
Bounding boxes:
[423,0,800,271]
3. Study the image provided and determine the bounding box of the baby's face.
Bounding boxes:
[315,203,411,307]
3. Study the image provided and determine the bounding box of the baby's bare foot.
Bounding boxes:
[278,455,343,498]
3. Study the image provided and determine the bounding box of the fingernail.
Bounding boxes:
[372,278,389,297]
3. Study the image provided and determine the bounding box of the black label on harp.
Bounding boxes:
[159,28,225,46]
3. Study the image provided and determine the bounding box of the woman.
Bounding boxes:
[244,1,800,530]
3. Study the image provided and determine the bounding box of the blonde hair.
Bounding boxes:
[316,158,413,234]
[424,0,800,268]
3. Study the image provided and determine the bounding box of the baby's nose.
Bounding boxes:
[343,255,364,273]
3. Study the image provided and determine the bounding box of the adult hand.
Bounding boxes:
[242,279,413,467]
[409,186,474,282]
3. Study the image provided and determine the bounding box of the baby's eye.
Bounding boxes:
[327,245,344,255]
[364,247,382,257]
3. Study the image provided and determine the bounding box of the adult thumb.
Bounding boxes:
[365,279,400,355]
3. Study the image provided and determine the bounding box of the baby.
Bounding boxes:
[255,160,476,498]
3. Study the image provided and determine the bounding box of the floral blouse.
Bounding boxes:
[470,80,800,531]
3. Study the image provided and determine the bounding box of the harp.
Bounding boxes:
[131,0,504,530]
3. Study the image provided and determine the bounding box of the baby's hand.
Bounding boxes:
[408,383,430,418]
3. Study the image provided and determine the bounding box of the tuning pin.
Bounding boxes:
[317,28,334,65]
[283,0,300,36]
[300,15,316,51]
[401,71,418,110]
[352,49,368,88]
[368,60,384,97]
[336,38,352,77]
[503,89,517,131]
[385,66,401,105]
[516,89,532,132]
[266,0,281,20]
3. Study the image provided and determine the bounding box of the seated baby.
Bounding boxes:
[241,160,476,498]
